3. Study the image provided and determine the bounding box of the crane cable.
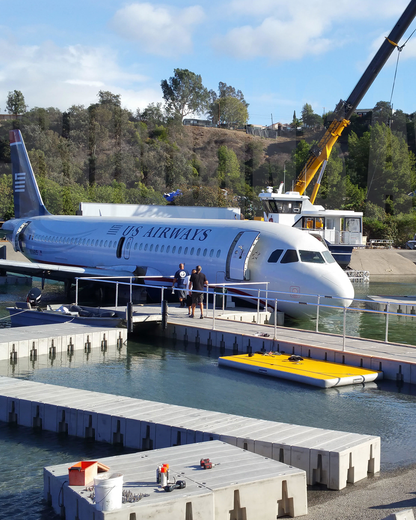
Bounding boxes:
[388,27,416,106]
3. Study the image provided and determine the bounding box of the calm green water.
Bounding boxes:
[1,277,416,519]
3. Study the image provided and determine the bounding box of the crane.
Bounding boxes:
[293,0,416,203]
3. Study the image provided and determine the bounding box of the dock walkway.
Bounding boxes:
[0,376,379,491]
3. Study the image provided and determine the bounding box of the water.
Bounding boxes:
[2,277,416,518]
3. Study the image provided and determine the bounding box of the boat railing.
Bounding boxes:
[74,276,416,349]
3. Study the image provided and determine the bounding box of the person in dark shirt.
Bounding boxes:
[172,263,189,307]
[189,265,208,318]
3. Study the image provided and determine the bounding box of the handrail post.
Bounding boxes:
[316,295,320,333]
[75,278,79,306]
[273,299,277,340]
[115,282,119,309]
[342,307,347,351]
[206,285,209,316]
[222,285,225,311]
[257,289,260,323]
[130,277,133,304]
[385,303,389,343]
[213,292,216,330]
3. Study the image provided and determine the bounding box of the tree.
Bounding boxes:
[6,90,27,115]
[217,145,243,192]
[208,82,249,127]
[98,90,121,107]
[301,103,323,128]
[291,111,302,130]
[161,69,210,120]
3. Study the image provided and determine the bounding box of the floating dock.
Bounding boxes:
[218,352,382,388]
[44,440,308,519]
[0,376,380,490]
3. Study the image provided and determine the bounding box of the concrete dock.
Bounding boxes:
[44,440,308,519]
[0,376,379,491]
[0,323,128,362]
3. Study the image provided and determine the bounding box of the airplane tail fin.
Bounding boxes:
[9,129,50,218]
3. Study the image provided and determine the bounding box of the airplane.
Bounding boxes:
[0,129,354,318]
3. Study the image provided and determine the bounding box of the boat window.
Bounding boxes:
[155,244,159,252]
[150,244,154,251]
[210,249,214,257]
[345,217,361,233]
[267,200,302,214]
[216,249,221,258]
[161,245,165,253]
[166,245,170,253]
[197,248,201,256]
[322,250,336,263]
[268,249,283,263]
[172,246,176,253]
[184,247,188,255]
[108,241,112,248]
[178,246,182,254]
[281,249,298,263]
[144,244,148,251]
[299,250,325,263]
[203,248,207,257]
[190,247,194,255]
[139,243,143,250]
[104,240,108,247]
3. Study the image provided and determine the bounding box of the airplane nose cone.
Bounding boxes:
[320,272,354,308]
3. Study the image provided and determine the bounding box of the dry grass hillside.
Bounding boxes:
[180,126,302,174]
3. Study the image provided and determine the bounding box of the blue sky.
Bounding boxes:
[1,0,416,125]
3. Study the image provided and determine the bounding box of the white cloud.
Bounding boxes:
[110,3,205,57]
[0,39,162,112]
[213,0,411,61]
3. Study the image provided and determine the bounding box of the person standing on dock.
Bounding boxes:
[172,263,189,308]
[189,265,208,319]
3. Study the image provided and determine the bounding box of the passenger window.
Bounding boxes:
[210,249,214,257]
[190,247,194,255]
[166,245,170,253]
[216,250,221,258]
[184,247,188,254]
[268,249,283,263]
[155,244,159,252]
[172,246,176,253]
[203,249,207,257]
[197,248,201,256]
[150,244,154,251]
[144,244,148,251]
[281,250,298,263]
[161,245,165,252]
[178,246,182,254]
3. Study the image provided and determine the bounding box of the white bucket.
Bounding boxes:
[94,472,123,511]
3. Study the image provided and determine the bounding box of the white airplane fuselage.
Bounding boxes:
[1,129,355,318]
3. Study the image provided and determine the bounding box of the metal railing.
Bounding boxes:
[74,276,416,349]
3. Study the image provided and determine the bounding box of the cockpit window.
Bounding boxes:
[322,250,336,263]
[299,250,325,263]
[281,249,298,263]
[268,249,283,263]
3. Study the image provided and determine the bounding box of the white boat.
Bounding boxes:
[259,184,365,268]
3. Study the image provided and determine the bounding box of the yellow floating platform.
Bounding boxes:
[218,352,383,389]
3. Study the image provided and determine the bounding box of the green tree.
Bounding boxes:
[208,82,249,127]
[161,69,210,120]
[6,90,27,115]
[291,110,302,130]
[217,145,243,192]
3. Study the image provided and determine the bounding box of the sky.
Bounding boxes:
[1,0,416,125]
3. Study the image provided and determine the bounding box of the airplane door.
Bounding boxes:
[226,231,260,280]
[123,237,133,260]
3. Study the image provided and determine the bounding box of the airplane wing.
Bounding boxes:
[0,259,152,282]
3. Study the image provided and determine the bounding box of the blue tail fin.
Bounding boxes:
[10,130,50,218]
